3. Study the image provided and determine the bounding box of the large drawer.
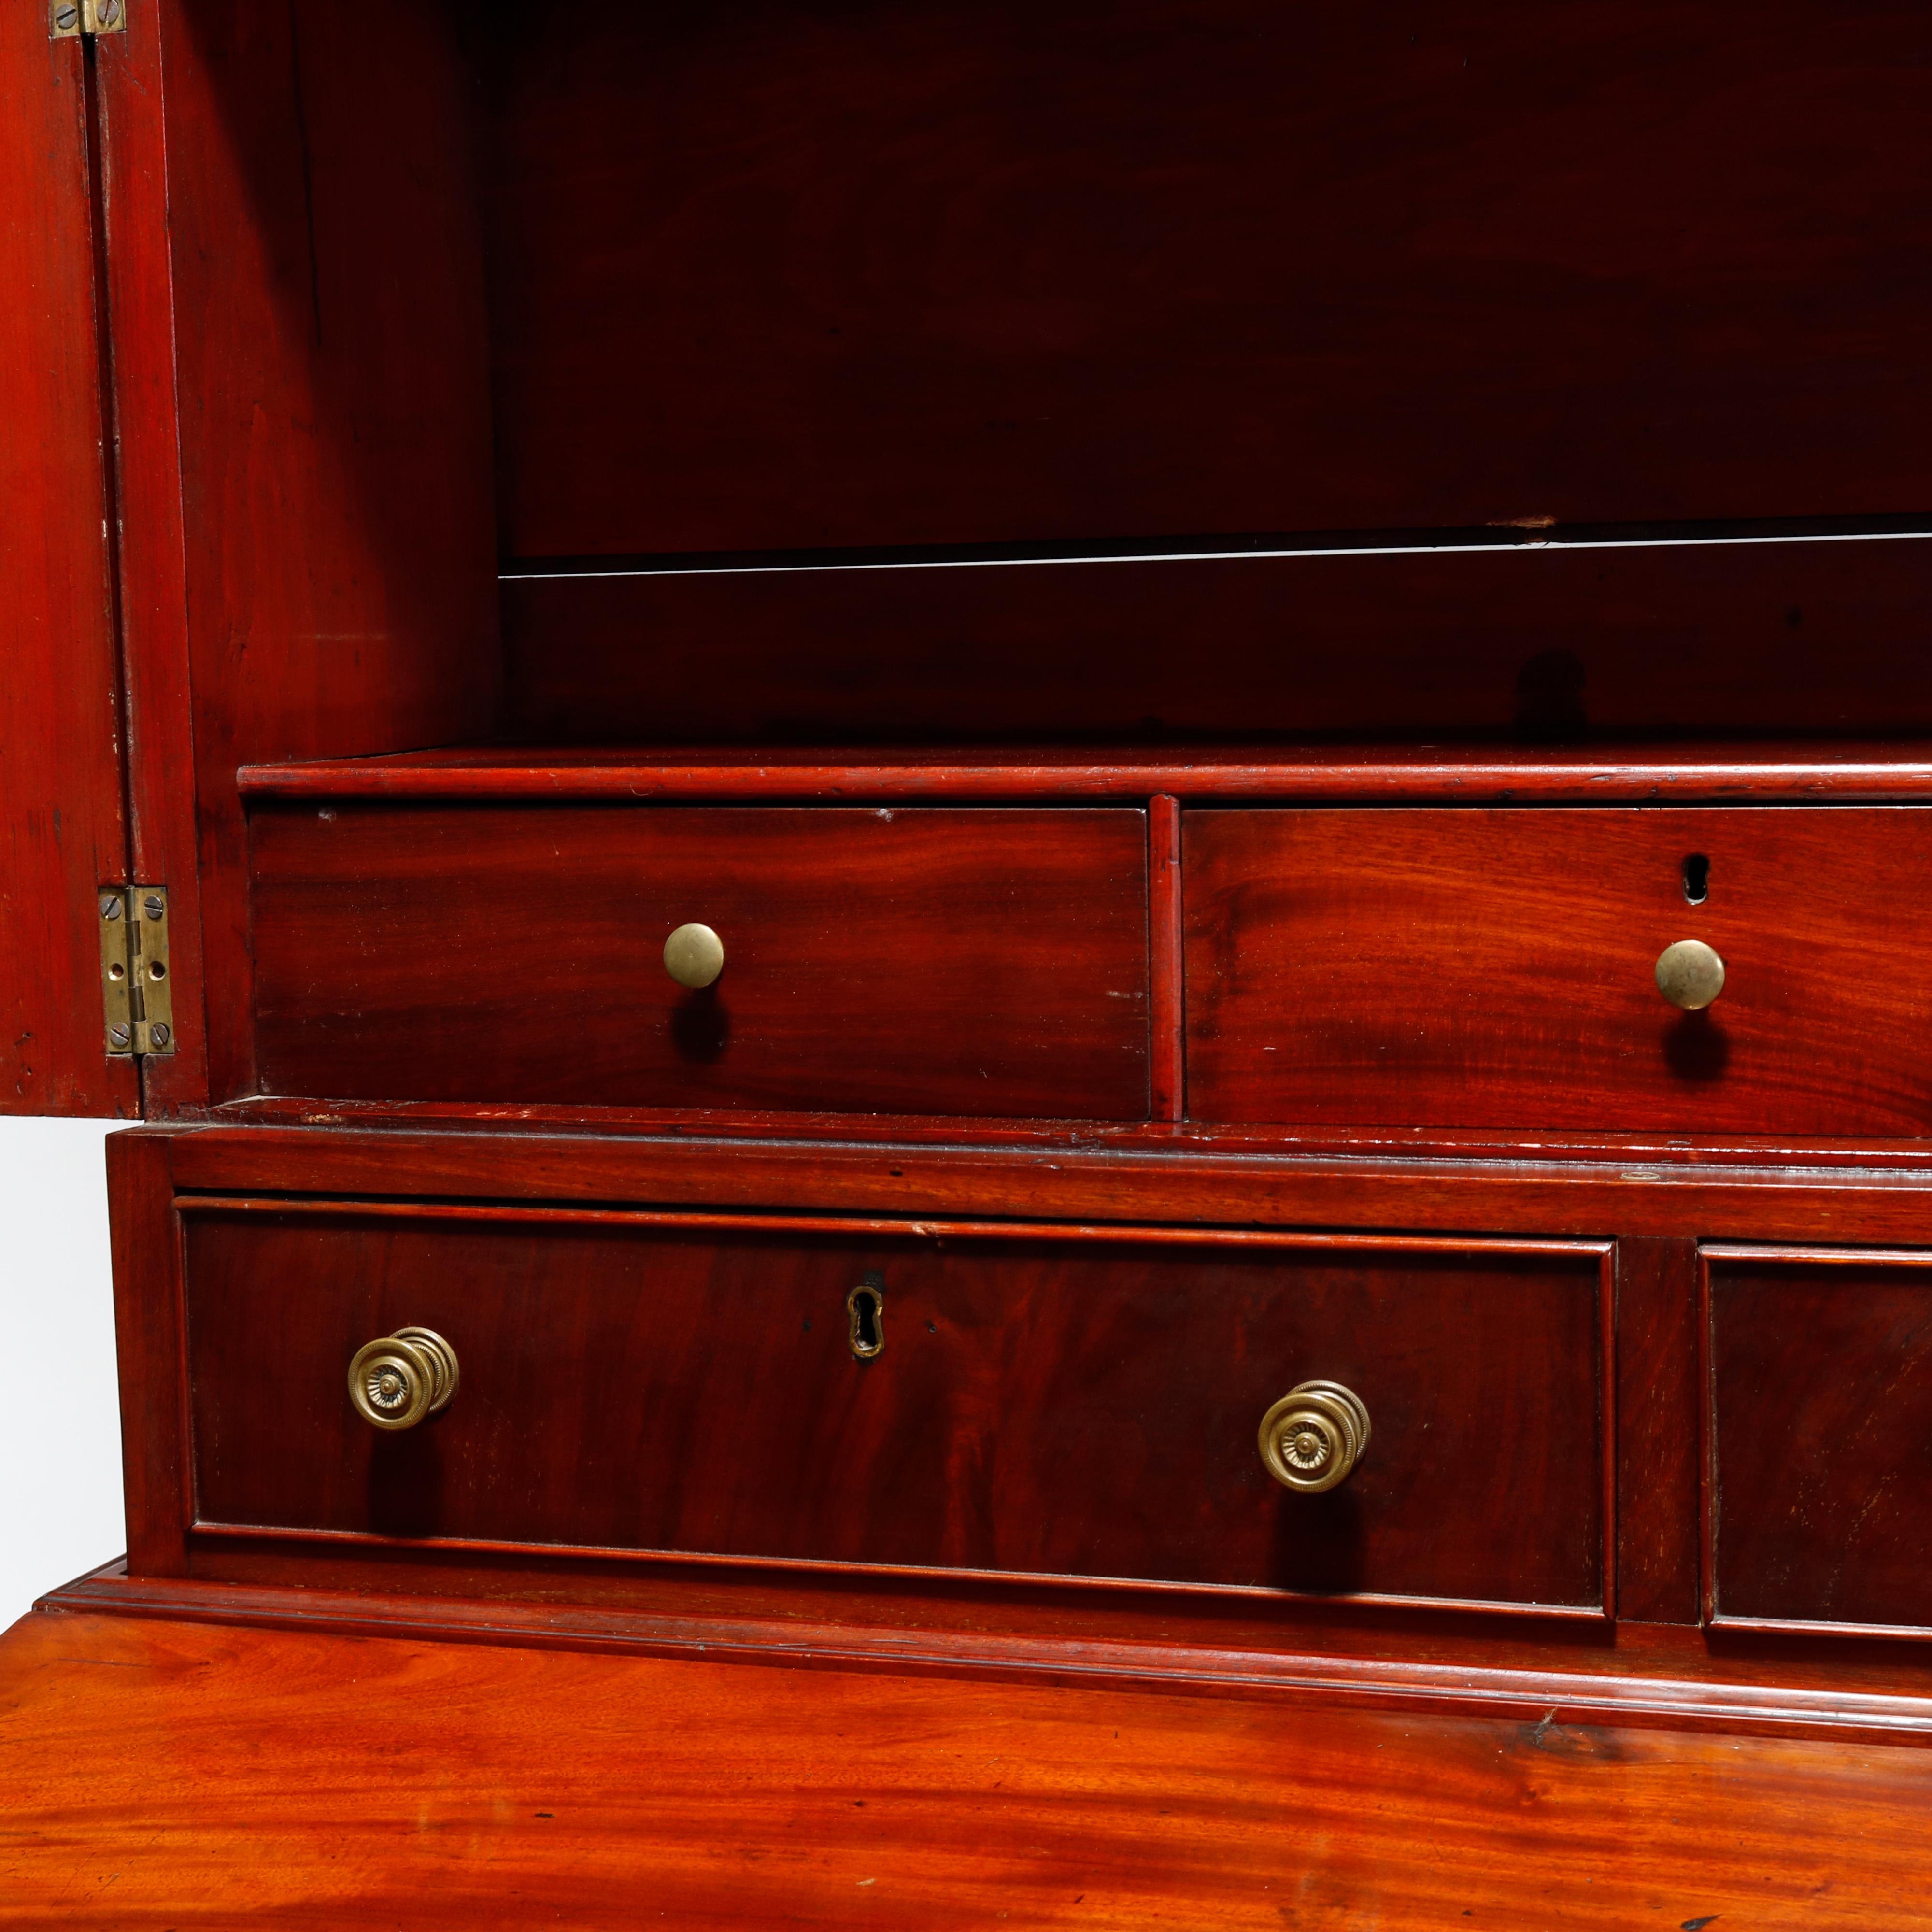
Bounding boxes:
[183,1206,1611,1613]
[1184,806,1932,1135]
[248,804,1149,1117]
[1706,1244,1932,1635]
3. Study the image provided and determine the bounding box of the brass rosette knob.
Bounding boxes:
[347,1327,460,1432]
[1258,1380,1371,1493]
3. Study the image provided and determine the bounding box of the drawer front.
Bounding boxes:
[185,1208,1610,1612]
[1185,806,1932,1134]
[249,805,1148,1117]
[1706,1245,1932,1634]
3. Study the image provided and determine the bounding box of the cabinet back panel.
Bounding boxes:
[503,536,1932,744]
[484,0,1932,559]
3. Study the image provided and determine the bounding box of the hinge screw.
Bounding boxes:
[148,1023,171,1049]
[98,0,122,22]
[108,1023,132,1049]
[101,894,123,920]
[143,894,165,920]
[54,3,80,28]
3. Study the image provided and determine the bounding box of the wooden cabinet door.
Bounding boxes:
[0,15,136,1117]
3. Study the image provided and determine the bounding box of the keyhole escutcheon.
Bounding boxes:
[847,1280,884,1360]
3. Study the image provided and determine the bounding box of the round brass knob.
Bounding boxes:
[1258,1380,1371,1494]
[1655,938,1725,1011]
[664,922,725,990]
[348,1327,459,1432]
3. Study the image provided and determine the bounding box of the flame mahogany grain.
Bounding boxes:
[7,1608,1932,1929]
[1186,807,1932,1136]
[16,0,1932,1906]
[248,804,1151,1118]
[181,1205,1610,1612]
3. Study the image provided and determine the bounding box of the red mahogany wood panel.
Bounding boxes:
[8,1610,1932,1930]
[0,17,136,1116]
[499,537,1932,744]
[484,1,1932,555]
[247,804,1149,1117]
[1185,806,1932,1136]
[181,1207,1609,1611]
[94,0,500,1109]
[1705,1245,1932,1637]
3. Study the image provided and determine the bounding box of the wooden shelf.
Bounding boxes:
[239,741,1932,803]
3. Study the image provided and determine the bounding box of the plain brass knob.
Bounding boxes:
[1655,938,1725,1011]
[664,922,725,990]
[347,1327,459,1432]
[1259,1380,1371,1494]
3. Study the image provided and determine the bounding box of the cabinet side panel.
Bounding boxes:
[97,0,500,1109]
[0,21,137,1117]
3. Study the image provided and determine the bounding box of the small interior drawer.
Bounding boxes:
[183,1204,1610,1614]
[1706,1244,1932,1634]
[1184,806,1932,1135]
[246,803,1149,1118]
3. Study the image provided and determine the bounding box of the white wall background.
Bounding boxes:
[0,1117,125,1629]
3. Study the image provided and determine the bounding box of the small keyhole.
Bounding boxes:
[846,1279,884,1360]
[1682,853,1711,905]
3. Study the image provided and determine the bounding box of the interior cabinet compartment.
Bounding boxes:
[1184,807,1932,1136]
[1705,1245,1932,1635]
[80,2,1932,1121]
[247,804,1150,1117]
[183,1206,1612,1614]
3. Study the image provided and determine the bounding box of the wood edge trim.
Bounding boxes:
[35,1574,1926,1742]
[194,1097,1932,1171]
[235,760,1932,805]
[1699,1242,1932,1264]
[163,1125,1932,1195]
[1705,1612,1932,1644]
[1698,1249,1717,1627]
[170,1194,1616,1259]
[1600,1248,1618,1623]
[180,1523,1605,1621]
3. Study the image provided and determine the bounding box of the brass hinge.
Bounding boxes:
[99,887,175,1057]
[51,0,126,38]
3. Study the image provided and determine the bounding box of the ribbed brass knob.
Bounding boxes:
[1655,938,1725,1011]
[347,1327,459,1432]
[1258,1380,1371,1493]
[664,922,725,990]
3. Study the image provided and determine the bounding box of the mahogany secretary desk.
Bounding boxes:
[6,0,1932,1921]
